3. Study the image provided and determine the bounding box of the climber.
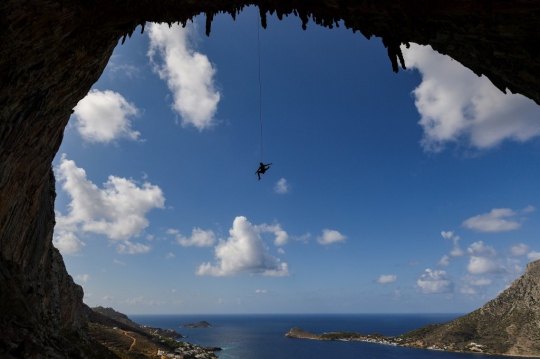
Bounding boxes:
[255,162,272,180]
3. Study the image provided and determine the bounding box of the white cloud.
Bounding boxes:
[441,231,453,239]
[523,205,536,213]
[317,229,347,245]
[148,22,220,131]
[196,216,289,277]
[165,252,175,259]
[274,178,291,194]
[528,251,540,261]
[75,274,90,283]
[375,274,397,284]
[463,241,506,275]
[177,228,216,247]
[167,229,180,235]
[53,230,85,255]
[438,255,450,267]
[258,223,290,246]
[102,295,114,301]
[73,89,140,143]
[441,231,464,257]
[510,243,531,256]
[460,275,493,296]
[277,248,285,254]
[467,241,498,257]
[462,208,522,233]
[117,241,151,254]
[113,259,126,265]
[403,44,540,152]
[467,256,505,275]
[54,155,165,253]
[417,269,454,294]
[255,289,271,294]
[292,232,311,243]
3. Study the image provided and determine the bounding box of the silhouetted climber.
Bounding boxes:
[256,162,272,180]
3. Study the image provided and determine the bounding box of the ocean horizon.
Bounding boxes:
[129,313,522,359]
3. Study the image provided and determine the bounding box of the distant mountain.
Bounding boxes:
[402,259,540,356]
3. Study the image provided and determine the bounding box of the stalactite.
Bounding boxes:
[205,11,214,36]
[259,6,267,29]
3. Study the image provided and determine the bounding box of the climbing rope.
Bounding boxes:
[257,14,264,162]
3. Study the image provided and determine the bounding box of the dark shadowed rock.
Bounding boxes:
[2,1,540,357]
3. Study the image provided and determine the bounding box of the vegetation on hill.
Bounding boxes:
[399,260,540,357]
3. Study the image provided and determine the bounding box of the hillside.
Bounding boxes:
[87,307,218,359]
[401,259,540,356]
[91,307,183,339]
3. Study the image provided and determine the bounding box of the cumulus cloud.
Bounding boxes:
[466,241,505,274]
[274,178,291,194]
[176,228,216,247]
[375,274,397,284]
[438,231,464,265]
[196,216,289,277]
[258,223,290,246]
[528,251,540,261]
[441,231,454,239]
[438,255,450,267]
[417,269,454,294]
[148,22,220,131]
[317,229,347,245]
[462,208,522,233]
[72,89,140,143]
[54,155,165,254]
[53,230,85,255]
[403,44,540,152]
[468,257,505,275]
[510,243,531,256]
[467,241,497,257]
[165,252,175,259]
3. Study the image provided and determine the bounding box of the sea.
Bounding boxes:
[130,314,520,359]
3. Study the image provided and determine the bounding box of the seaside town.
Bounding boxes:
[157,342,219,359]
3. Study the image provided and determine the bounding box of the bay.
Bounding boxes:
[130,314,520,359]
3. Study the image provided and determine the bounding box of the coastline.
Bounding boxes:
[285,327,540,358]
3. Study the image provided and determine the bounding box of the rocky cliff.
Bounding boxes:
[1,1,540,357]
[402,259,540,357]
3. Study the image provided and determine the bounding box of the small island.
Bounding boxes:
[181,321,213,328]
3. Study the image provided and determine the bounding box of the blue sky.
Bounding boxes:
[54,7,540,314]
